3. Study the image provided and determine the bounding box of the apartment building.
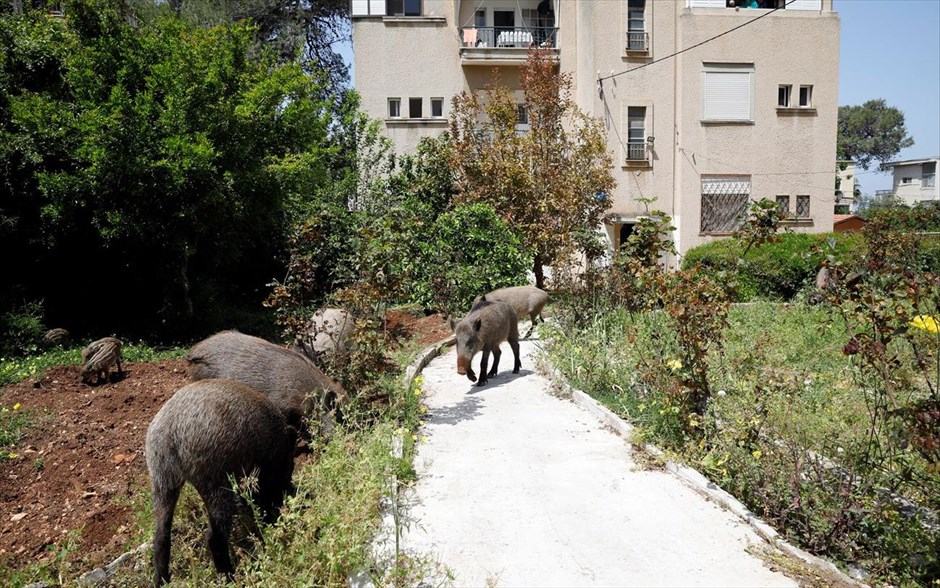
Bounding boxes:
[881,156,940,206]
[351,0,840,256]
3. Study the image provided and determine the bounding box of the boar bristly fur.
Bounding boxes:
[454,300,520,387]
[186,330,347,440]
[145,380,295,587]
[472,286,548,338]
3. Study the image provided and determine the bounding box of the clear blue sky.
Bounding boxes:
[338,1,940,194]
[836,0,940,193]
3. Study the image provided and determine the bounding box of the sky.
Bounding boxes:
[338,0,940,195]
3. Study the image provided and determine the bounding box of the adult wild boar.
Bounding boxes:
[473,285,548,338]
[453,300,521,387]
[146,379,295,587]
[187,330,347,439]
[295,308,355,364]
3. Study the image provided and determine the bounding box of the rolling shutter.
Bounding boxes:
[703,70,752,121]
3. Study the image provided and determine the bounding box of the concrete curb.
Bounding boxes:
[404,335,455,392]
[548,366,865,587]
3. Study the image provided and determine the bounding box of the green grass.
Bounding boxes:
[0,343,187,386]
[544,302,939,585]
[0,403,33,462]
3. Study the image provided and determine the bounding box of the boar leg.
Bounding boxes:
[477,349,490,386]
[203,488,237,580]
[488,345,501,377]
[510,340,521,374]
[152,482,182,587]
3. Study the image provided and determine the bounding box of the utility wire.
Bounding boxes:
[598,0,798,85]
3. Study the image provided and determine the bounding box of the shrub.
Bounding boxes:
[0,301,46,358]
[409,203,531,318]
[682,232,866,301]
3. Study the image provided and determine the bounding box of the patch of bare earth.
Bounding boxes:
[0,312,450,576]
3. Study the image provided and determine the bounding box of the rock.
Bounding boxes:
[10,513,27,522]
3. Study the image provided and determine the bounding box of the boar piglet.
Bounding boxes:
[454,300,520,387]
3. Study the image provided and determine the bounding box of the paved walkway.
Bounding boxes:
[401,338,798,587]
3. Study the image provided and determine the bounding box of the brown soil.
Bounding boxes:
[0,311,450,575]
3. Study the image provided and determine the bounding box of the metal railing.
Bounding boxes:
[626,31,648,52]
[459,26,558,49]
[625,142,648,162]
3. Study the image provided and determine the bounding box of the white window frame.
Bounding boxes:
[778,84,791,107]
[798,85,813,108]
[408,97,423,118]
[431,97,444,118]
[351,0,386,17]
[626,106,648,162]
[701,63,754,123]
[388,97,401,118]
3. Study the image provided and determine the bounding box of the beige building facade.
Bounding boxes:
[882,156,940,206]
[352,0,840,257]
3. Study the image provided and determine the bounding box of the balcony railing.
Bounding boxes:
[625,31,648,52]
[460,26,558,49]
[626,142,649,162]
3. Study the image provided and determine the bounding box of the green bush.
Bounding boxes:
[409,203,532,317]
[0,301,46,358]
[681,232,866,301]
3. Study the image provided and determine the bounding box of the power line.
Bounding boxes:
[598,0,797,87]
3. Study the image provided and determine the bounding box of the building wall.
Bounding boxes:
[892,159,940,205]
[352,0,841,257]
[351,0,463,155]
[674,2,839,252]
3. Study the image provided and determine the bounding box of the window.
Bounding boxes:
[431,98,443,118]
[386,0,421,16]
[796,195,810,218]
[516,104,528,125]
[388,98,401,118]
[799,85,813,107]
[701,176,750,233]
[474,9,485,27]
[778,85,791,107]
[776,195,789,217]
[351,0,386,17]
[702,63,754,122]
[521,8,539,28]
[409,97,422,118]
[626,106,647,161]
[627,0,647,51]
[902,177,912,184]
[923,162,936,187]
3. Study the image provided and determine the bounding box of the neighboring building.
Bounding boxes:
[881,156,940,206]
[351,0,840,257]
[833,214,865,233]
[835,160,857,213]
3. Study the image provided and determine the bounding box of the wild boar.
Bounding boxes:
[473,286,548,338]
[146,379,295,587]
[295,308,355,364]
[186,330,347,440]
[454,300,520,387]
[44,328,70,346]
[80,336,123,385]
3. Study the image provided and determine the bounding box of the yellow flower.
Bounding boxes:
[752,449,762,460]
[13,403,21,411]
[395,427,405,436]
[421,435,428,443]
[1,407,7,413]
[666,358,683,372]
[419,405,427,414]
[411,434,418,441]
[414,388,422,396]
[910,315,939,334]
[8,453,18,459]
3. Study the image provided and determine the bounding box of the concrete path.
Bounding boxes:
[401,338,798,587]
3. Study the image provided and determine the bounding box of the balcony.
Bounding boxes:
[460,26,559,65]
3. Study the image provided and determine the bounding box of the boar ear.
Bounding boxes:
[473,318,482,332]
[480,295,487,302]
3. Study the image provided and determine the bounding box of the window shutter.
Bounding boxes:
[687,0,726,8]
[787,0,821,10]
[351,0,369,16]
[370,0,387,15]
[704,71,751,121]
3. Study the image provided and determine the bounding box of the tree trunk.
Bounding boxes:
[532,254,545,290]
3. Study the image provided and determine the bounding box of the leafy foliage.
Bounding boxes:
[837,99,914,171]
[449,48,615,288]
[0,4,335,338]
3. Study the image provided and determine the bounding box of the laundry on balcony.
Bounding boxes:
[496,30,534,47]
[462,27,478,46]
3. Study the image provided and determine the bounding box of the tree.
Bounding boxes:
[0,3,335,337]
[838,99,914,171]
[449,48,615,289]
